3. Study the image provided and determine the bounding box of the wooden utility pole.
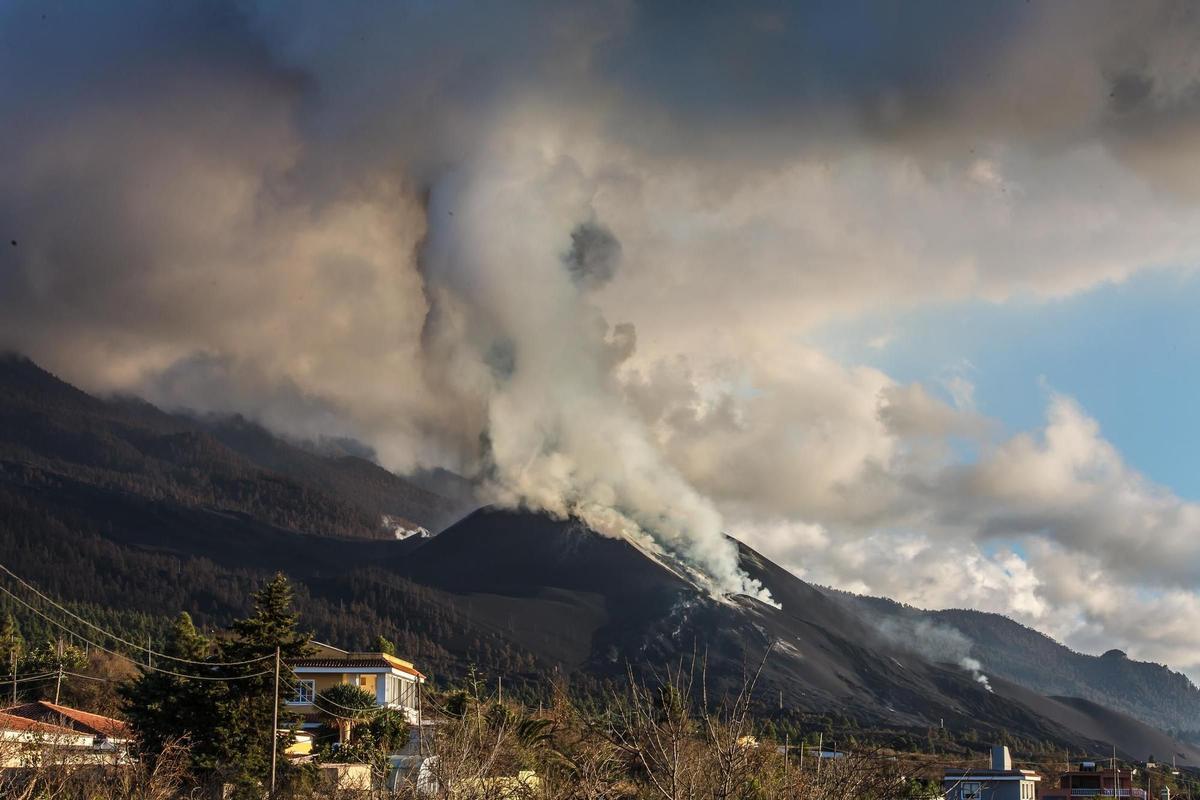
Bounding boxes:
[54,638,63,704]
[1112,746,1118,800]
[9,647,15,705]
[270,646,280,798]
[784,733,789,781]
[817,732,823,779]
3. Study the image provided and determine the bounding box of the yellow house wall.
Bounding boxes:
[317,763,374,791]
[312,673,349,695]
[290,672,380,712]
[284,737,313,756]
[290,673,343,712]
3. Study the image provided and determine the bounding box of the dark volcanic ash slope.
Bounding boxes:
[988,676,1200,762]
[385,508,1193,759]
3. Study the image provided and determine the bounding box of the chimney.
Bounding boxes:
[991,745,1012,771]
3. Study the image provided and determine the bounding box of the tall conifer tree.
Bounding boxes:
[215,573,312,797]
[121,612,216,772]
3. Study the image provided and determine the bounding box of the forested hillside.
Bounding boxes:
[0,354,468,540]
[0,353,527,683]
[0,475,541,688]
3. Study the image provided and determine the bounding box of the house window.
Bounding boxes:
[291,679,315,704]
[960,782,982,800]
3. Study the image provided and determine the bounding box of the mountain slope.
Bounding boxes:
[0,355,1196,762]
[841,592,1200,734]
[192,414,468,532]
[385,508,1200,760]
[932,608,1200,734]
[0,353,468,538]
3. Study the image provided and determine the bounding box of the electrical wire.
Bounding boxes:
[60,670,114,683]
[0,671,59,685]
[0,570,423,698]
[280,669,409,720]
[0,560,271,667]
[0,583,273,682]
[0,560,439,762]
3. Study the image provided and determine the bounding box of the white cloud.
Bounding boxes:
[725,390,1200,676]
[6,0,1200,675]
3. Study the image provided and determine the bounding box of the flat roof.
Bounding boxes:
[944,770,1041,781]
[290,655,425,679]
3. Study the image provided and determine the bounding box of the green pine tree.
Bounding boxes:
[121,612,217,774]
[0,613,22,695]
[224,573,311,663]
[21,638,88,700]
[372,634,396,655]
[214,573,313,798]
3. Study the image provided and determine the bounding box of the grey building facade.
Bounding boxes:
[943,746,1041,800]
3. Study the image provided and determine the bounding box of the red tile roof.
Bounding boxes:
[2,701,132,740]
[0,710,82,737]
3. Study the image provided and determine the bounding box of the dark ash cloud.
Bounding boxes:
[564,222,623,290]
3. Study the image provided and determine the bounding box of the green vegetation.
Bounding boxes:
[122,574,313,799]
[121,613,215,769]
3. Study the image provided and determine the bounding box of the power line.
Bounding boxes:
[1,671,59,686]
[0,584,272,682]
[278,668,428,722]
[0,561,437,700]
[60,670,114,684]
[0,572,414,693]
[0,560,270,667]
[280,670,391,719]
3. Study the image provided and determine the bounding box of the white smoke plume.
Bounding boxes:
[0,1,786,604]
[418,153,774,603]
[958,657,994,693]
[874,618,993,691]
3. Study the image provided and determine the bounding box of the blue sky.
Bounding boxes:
[812,267,1200,499]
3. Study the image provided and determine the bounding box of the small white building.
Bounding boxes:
[0,704,135,769]
[2,701,132,752]
[0,711,92,748]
